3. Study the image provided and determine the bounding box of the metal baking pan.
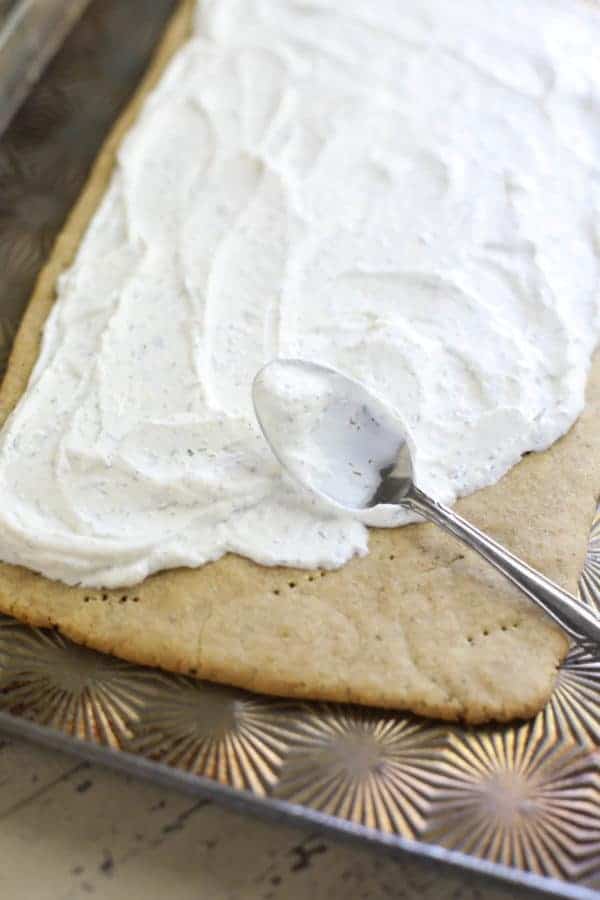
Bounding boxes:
[0,0,90,135]
[1,2,599,898]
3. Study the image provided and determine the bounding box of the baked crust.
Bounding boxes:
[0,0,593,723]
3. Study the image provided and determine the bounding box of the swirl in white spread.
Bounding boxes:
[0,0,599,587]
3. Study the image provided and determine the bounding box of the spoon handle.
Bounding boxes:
[406,486,600,644]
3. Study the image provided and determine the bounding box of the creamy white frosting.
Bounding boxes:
[0,0,599,587]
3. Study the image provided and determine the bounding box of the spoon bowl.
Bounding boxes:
[252,359,414,526]
[253,358,600,646]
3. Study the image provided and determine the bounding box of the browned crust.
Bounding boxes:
[0,0,594,724]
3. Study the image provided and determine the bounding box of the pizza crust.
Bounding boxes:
[1,0,595,723]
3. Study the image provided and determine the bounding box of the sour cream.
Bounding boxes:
[0,0,598,587]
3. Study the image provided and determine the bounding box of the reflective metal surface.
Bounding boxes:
[0,3,599,898]
[0,0,90,135]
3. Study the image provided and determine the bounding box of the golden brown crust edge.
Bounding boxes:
[0,0,593,724]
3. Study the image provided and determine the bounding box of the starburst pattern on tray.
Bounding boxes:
[127,676,294,796]
[424,717,600,881]
[543,507,600,747]
[544,645,600,748]
[0,617,155,747]
[274,704,447,837]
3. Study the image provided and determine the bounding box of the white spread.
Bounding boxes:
[0,0,599,587]
[253,359,413,519]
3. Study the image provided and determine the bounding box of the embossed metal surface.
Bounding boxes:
[0,3,599,898]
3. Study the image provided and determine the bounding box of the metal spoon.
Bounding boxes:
[252,358,600,645]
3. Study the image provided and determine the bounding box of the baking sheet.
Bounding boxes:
[0,0,91,136]
[0,2,599,898]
